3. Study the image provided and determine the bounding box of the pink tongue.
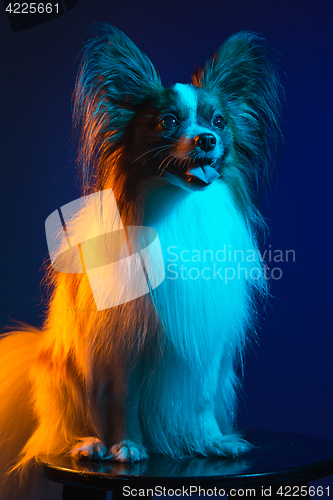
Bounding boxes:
[187,165,220,184]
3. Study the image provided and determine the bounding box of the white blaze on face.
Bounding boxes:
[171,83,223,185]
[173,83,214,138]
[173,83,208,158]
[173,83,198,125]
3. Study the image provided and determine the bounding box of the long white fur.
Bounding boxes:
[135,178,264,456]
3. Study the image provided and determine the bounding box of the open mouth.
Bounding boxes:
[186,164,220,185]
[160,157,221,187]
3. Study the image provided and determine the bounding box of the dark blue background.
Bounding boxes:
[0,0,332,492]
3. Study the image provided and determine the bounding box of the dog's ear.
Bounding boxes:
[73,24,162,189]
[193,32,279,99]
[192,32,284,191]
[76,23,161,105]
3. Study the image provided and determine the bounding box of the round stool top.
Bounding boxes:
[38,430,333,492]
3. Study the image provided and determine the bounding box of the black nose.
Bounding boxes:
[194,133,216,152]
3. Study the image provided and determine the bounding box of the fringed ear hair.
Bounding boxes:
[192,32,284,196]
[73,23,162,192]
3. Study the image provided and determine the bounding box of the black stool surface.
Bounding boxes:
[38,430,333,491]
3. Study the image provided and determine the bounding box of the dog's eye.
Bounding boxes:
[212,115,226,130]
[160,115,178,129]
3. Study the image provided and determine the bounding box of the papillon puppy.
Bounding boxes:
[0,25,283,499]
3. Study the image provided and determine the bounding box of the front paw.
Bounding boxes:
[202,434,252,458]
[69,437,108,460]
[109,439,149,462]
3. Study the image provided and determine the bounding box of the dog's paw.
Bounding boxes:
[203,434,251,459]
[69,437,108,460]
[108,439,149,462]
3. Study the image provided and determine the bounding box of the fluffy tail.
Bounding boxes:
[0,330,62,500]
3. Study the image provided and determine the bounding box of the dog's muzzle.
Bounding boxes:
[186,133,221,184]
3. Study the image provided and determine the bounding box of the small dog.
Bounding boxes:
[0,25,282,498]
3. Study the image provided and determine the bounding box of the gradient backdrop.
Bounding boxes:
[0,0,332,493]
